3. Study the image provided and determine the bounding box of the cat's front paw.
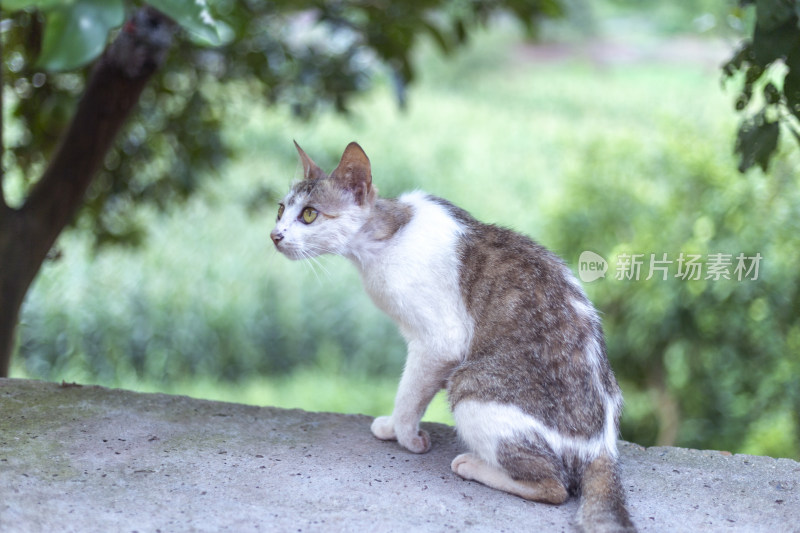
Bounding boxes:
[398,428,431,454]
[371,416,397,441]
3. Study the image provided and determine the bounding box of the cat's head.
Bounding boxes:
[270,141,376,260]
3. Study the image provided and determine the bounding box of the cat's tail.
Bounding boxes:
[575,453,636,533]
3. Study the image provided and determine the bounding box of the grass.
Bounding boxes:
[20,368,454,425]
[131,372,454,425]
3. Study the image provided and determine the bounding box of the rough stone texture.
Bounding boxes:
[1,378,798,532]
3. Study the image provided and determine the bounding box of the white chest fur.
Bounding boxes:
[349,192,473,361]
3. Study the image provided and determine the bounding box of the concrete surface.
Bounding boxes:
[1,378,798,532]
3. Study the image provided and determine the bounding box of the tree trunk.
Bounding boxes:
[0,7,175,377]
[0,209,34,377]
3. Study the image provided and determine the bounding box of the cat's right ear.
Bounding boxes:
[294,141,326,181]
[330,142,373,205]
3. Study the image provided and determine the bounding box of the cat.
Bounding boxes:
[271,141,636,533]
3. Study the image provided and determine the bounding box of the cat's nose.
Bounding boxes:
[270,230,284,246]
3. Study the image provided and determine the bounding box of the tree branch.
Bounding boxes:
[22,7,175,253]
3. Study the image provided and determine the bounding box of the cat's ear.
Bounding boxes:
[330,142,373,205]
[294,140,326,181]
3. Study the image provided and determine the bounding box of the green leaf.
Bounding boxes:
[722,43,753,79]
[755,0,796,31]
[751,17,799,66]
[422,19,452,55]
[764,82,780,105]
[734,112,780,173]
[146,0,227,46]
[784,47,800,120]
[1,0,73,11]
[35,0,125,72]
[789,124,800,147]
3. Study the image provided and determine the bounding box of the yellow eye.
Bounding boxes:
[277,204,285,220]
[301,207,318,224]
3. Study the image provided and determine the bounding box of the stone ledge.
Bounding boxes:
[1,378,798,532]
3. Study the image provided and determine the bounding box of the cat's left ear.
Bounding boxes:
[330,142,374,205]
[294,140,326,181]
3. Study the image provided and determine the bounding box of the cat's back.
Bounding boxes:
[389,193,596,345]
[426,195,586,325]
[431,197,621,438]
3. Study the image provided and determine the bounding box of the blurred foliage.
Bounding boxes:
[722,0,800,172]
[1,0,563,245]
[2,6,230,245]
[594,0,745,36]
[31,0,126,71]
[8,2,800,460]
[545,125,800,458]
[17,239,408,382]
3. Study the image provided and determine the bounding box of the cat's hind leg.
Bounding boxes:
[451,399,569,504]
[451,452,568,504]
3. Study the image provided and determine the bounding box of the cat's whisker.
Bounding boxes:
[306,253,333,281]
[318,243,346,258]
[295,244,336,282]
[305,249,335,282]
[302,243,338,260]
[299,249,324,285]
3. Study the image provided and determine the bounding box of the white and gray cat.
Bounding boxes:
[271,142,635,533]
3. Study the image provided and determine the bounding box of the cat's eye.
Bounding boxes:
[277,204,285,220]
[301,207,318,224]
